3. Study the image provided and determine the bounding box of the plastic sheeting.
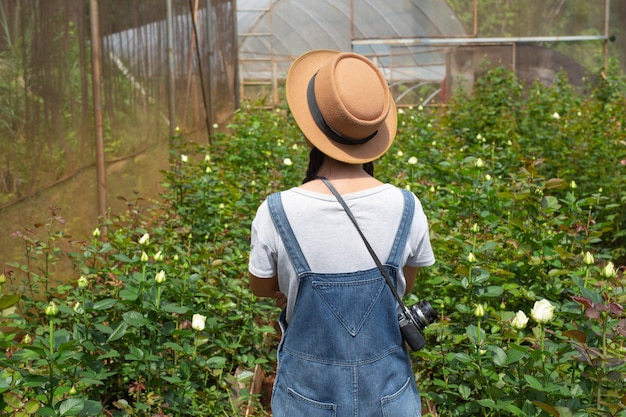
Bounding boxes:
[237,0,466,84]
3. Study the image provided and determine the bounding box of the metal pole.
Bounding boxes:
[89,0,107,230]
[352,35,609,47]
[205,0,214,132]
[350,0,354,49]
[166,0,176,137]
[189,0,212,143]
[604,0,611,71]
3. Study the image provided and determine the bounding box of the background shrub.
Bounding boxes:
[1,66,625,416]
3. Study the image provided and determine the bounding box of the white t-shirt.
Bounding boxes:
[248,184,435,322]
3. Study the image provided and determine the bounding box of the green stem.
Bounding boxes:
[140,264,146,297]
[597,315,608,408]
[192,334,199,360]
[49,318,54,359]
[82,292,90,342]
[540,325,547,383]
[156,286,162,309]
[48,318,54,406]
[439,308,448,383]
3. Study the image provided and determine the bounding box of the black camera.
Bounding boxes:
[398,300,438,351]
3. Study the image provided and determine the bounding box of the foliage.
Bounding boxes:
[1,64,625,417]
[378,63,626,416]
[0,105,294,416]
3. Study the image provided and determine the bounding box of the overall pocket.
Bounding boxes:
[380,377,421,417]
[284,387,337,417]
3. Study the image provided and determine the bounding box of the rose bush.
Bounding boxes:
[1,64,625,416]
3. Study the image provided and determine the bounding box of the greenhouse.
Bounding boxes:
[237,0,466,103]
[91,1,616,108]
[237,0,614,104]
[0,1,625,416]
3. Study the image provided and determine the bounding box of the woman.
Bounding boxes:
[248,50,435,416]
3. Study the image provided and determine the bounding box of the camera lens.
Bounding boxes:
[411,300,438,330]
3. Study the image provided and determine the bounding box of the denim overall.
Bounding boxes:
[267,190,422,417]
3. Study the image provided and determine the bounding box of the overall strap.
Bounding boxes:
[385,189,415,268]
[267,192,311,275]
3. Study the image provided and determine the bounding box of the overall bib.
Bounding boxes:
[267,190,422,417]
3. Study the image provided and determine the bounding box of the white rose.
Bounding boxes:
[511,310,529,330]
[139,233,150,246]
[601,261,617,278]
[582,251,594,266]
[192,314,207,331]
[530,299,555,324]
[155,270,166,284]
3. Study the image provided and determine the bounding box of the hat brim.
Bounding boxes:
[286,50,397,164]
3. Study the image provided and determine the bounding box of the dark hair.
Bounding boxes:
[302,147,374,184]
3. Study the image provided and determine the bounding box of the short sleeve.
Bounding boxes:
[248,200,278,278]
[406,195,435,267]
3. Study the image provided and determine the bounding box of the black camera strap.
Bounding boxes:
[318,176,415,320]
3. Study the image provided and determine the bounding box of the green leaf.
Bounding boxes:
[458,384,472,400]
[25,399,41,413]
[482,285,504,297]
[78,378,106,386]
[180,360,191,380]
[94,323,112,334]
[206,356,227,369]
[107,322,128,342]
[122,311,149,327]
[161,303,189,314]
[59,398,84,416]
[3,392,22,408]
[491,346,507,366]
[97,349,120,360]
[453,352,473,364]
[161,375,183,383]
[21,375,49,387]
[524,374,545,391]
[477,399,497,408]
[119,287,139,301]
[36,406,57,416]
[57,340,80,354]
[92,298,117,310]
[126,345,144,361]
[0,294,20,310]
[533,401,560,416]
[465,324,485,345]
[162,342,184,352]
[506,344,528,364]
[505,403,526,416]
[113,253,133,263]
[543,178,568,190]
[21,345,48,357]
[256,325,276,334]
[79,400,102,417]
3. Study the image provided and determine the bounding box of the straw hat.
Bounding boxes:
[285,50,397,164]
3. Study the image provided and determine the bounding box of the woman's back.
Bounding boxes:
[266,186,423,416]
[249,183,434,323]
